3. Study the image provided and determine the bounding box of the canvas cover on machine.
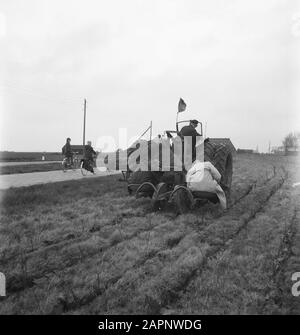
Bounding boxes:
[186,160,227,209]
[99,137,185,172]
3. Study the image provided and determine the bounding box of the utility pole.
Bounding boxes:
[83,98,87,155]
[150,121,152,140]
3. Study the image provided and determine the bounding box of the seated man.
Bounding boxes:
[179,119,201,163]
[186,160,227,209]
[62,137,73,164]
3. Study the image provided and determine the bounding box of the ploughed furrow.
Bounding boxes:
[1,209,224,314]
[264,206,300,314]
[50,230,190,314]
[0,195,148,267]
[0,202,149,269]
[70,230,204,315]
[167,180,297,314]
[228,163,279,210]
[0,214,196,314]
[3,212,161,295]
[70,175,285,314]
[60,180,277,315]
[228,181,256,209]
[0,156,277,268]
[3,174,251,297]
[0,155,293,315]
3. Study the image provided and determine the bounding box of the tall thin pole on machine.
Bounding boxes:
[83,98,87,155]
[150,120,152,140]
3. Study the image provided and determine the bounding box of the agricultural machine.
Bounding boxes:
[125,119,234,213]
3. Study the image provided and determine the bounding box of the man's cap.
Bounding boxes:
[190,119,199,125]
[67,137,71,141]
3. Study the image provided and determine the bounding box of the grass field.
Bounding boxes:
[0,152,62,162]
[0,163,62,175]
[0,154,299,314]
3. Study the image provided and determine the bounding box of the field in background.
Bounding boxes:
[0,162,62,175]
[0,154,299,314]
[0,152,62,162]
[0,151,63,175]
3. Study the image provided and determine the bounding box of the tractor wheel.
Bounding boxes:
[213,144,233,191]
[204,140,233,191]
[204,139,216,164]
[173,188,192,214]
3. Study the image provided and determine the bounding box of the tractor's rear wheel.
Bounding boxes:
[204,140,233,205]
[204,141,233,190]
[213,144,233,191]
[204,140,216,165]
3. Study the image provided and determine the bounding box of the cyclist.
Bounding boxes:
[62,137,73,165]
[83,141,96,173]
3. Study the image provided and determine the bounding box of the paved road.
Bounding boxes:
[0,161,61,167]
[0,169,121,190]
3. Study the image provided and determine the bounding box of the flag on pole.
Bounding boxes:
[178,98,186,113]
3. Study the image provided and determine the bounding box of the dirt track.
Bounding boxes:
[0,169,121,189]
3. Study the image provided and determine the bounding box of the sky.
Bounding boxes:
[0,0,299,152]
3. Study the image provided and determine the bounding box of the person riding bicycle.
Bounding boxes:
[83,141,96,173]
[62,137,73,164]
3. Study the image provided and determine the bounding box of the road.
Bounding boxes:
[0,169,121,190]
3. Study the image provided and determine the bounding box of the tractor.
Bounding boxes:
[126,119,233,213]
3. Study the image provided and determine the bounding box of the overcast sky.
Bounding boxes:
[0,0,299,152]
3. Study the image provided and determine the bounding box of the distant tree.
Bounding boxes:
[282,132,300,155]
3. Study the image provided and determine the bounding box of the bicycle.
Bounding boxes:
[80,158,95,176]
[62,152,80,172]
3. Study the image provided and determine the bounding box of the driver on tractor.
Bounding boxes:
[179,119,201,162]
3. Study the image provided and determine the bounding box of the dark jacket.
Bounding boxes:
[180,125,200,138]
[84,145,96,160]
[62,142,72,156]
[180,125,201,161]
